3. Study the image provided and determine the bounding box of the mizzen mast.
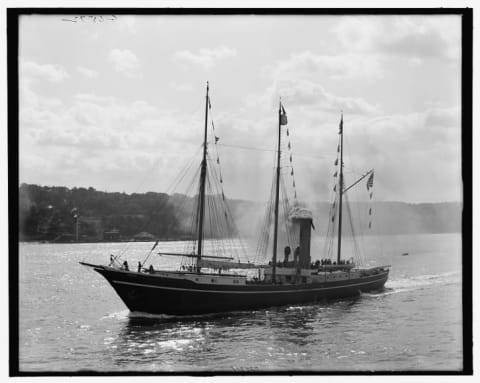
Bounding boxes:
[272,101,287,283]
[336,113,344,264]
[197,81,209,266]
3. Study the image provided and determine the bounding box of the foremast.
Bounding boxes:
[197,81,209,268]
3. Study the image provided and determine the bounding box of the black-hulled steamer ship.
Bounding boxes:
[81,83,390,315]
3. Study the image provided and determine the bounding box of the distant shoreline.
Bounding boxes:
[18,231,462,245]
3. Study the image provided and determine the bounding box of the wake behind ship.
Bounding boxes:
[81,82,390,316]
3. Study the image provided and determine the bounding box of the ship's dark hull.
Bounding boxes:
[87,265,389,315]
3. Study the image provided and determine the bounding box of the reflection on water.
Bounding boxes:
[107,298,366,370]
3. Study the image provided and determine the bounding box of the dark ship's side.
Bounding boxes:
[81,82,389,316]
[80,262,389,316]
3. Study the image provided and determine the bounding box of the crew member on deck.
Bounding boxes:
[123,261,129,271]
[137,261,142,272]
[294,246,300,265]
[283,246,291,266]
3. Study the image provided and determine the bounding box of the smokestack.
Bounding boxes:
[298,218,312,268]
[289,206,313,269]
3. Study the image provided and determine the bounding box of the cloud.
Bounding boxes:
[335,106,461,202]
[169,81,194,92]
[273,80,379,115]
[173,46,237,68]
[19,85,209,193]
[266,51,383,82]
[333,16,461,60]
[76,66,98,79]
[245,78,379,118]
[21,61,69,82]
[107,49,141,78]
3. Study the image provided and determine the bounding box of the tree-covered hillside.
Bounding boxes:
[18,183,462,242]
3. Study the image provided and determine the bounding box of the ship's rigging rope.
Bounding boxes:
[253,111,300,264]
[172,92,250,268]
[323,120,377,266]
[113,145,203,262]
[217,143,333,160]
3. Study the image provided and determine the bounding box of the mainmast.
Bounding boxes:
[337,113,344,264]
[197,81,209,265]
[272,101,284,283]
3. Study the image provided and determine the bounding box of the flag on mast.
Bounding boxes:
[280,103,288,125]
[366,172,374,191]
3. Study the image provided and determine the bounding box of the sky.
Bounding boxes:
[18,13,463,203]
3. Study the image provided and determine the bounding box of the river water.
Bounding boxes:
[18,233,463,372]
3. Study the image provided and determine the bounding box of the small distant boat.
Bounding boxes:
[401,252,409,256]
[81,82,390,315]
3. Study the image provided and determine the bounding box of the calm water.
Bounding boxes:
[18,233,463,372]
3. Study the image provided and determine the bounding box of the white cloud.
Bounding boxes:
[173,46,237,68]
[107,49,141,78]
[169,81,194,92]
[266,51,383,81]
[21,61,69,82]
[333,16,461,60]
[408,57,423,66]
[273,80,379,115]
[245,78,379,117]
[76,66,98,79]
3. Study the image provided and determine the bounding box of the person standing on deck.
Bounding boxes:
[283,246,291,266]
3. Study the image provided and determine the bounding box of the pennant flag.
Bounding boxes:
[288,142,291,150]
[369,208,372,215]
[280,104,288,125]
[333,171,338,177]
[220,177,223,183]
[333,185,336,192]
[151,240,159,251]
[339,114,343,134]
[290,154,292,162]
[217,157,220,164]
[291,169,294,176]
[208,98,211,109]
[334,158,338,166]
[366,172,374,190]
[287,129,289,136]
[222,191,225,201]
[293,180,295,187]
[215,136,220,143]
[337,144,340,153]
